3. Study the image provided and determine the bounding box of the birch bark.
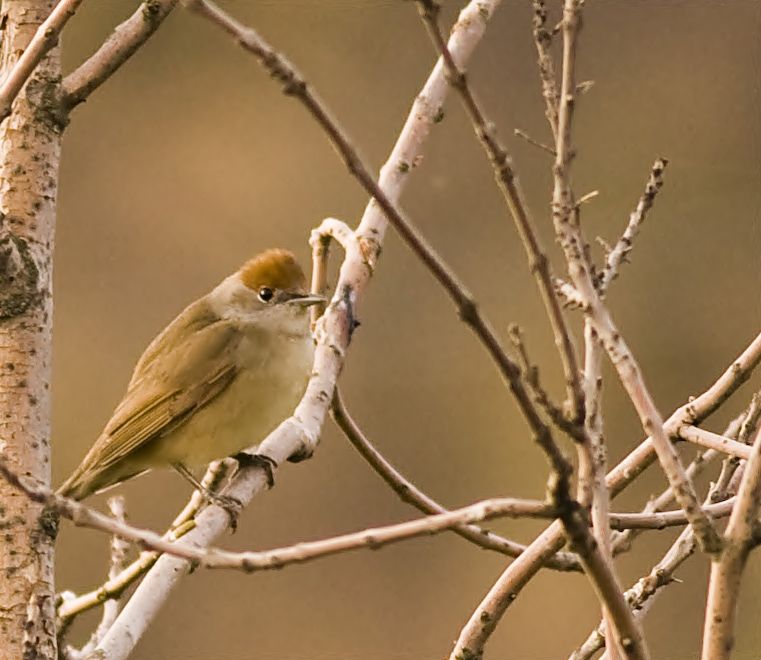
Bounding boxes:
[0,1,63,658]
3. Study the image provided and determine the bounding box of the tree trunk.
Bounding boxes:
[0,1,62,658]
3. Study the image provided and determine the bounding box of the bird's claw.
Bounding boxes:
[204,492,244,532]
[233,452,278,489]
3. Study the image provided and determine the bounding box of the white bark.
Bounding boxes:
[0,1,64,657]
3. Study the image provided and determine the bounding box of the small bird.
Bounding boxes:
[58,249,323,506]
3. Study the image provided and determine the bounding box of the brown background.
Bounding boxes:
[53,1,761,658]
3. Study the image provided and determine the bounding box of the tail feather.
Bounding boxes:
[57,465,147,501]
[56,468,92,501]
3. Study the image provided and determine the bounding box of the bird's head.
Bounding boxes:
[210,249,324,331]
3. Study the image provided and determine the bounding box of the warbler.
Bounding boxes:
[58,249,323,503]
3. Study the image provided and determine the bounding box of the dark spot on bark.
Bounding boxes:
[36,507,59,541]
[0,231,41,320]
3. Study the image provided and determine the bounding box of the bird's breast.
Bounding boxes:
[159,332,314,466]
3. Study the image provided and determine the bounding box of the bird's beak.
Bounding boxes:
[288,293,326,307]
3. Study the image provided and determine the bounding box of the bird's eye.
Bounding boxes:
[258,287,274,303]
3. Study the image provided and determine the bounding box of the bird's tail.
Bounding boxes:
[56,469,91,501]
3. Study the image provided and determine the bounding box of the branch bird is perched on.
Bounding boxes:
[58,249,323,514]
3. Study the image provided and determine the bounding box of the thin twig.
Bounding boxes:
[0,460,559,569]
[56,460,230,627]
[61,0,178,111]
[573,525,697,660]
[702,424,761,659]
[531,0,559,140]
[678,425,753,460]
[413,0,585,423]
[713,394,761,498]
[611,447,721,556]
[450,330,761,660]
[514,127,555,155]
[574,408,757,660]
[596,159,668,295]
[313,221,578,573]
[0,0,84,122]
[609,499,733,530]
[581,319,616,654]
[75,497,131,656]
[330,388,581,571]
[508,324,582,440]
[550,0,720,556]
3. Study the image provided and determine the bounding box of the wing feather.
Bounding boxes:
[59,303,242,498]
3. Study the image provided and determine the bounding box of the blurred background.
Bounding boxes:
[53,1,761,658]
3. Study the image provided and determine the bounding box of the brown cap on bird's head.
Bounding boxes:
[239,249,307,294]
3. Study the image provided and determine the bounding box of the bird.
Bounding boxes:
[57,248,323,513]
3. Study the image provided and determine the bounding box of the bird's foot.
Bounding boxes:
[232,452,278,489]
[203,491,245,532]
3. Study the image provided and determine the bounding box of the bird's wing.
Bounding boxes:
[70,316,243,480]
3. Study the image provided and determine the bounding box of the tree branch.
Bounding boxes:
[550,0,719,556]
[56,459,230,628]
[450,330,761,660]
[702,424,761,659]
[61,0,178,111]
[530,0,559,140]
[412,0,585,423]
[574,407,757,659]
[330,388,582,571]
[596,159,668,295]
[678,425,753,460]
[0,0,83,122]
[71,497,131,658]
[0,457,559,570]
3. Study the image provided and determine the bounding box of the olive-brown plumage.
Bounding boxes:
[58,249,322,501]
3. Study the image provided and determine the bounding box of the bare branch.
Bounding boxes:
[451,330,761,660]
[56,460,230,627]
[74,497,131,657]
[702,424,761,659]
[597,159,668,295]
[573,525,698,660]
[0,456,558,570]
[549,0,719,556]
[412,0,585,422]
[678,425,753,460]
[61,0,178,110]
[514,127,555,155]
[503,328,648,659]
[712,395,761,502]
[574,407,757,659]
[611,447,721,556]
[330,388,582,571]
[0,0,83,122]
[508,324,582,440]
[195,498,559,571]
[609,499,733,530]
[581,319,616,654]
[531,0,559,139]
